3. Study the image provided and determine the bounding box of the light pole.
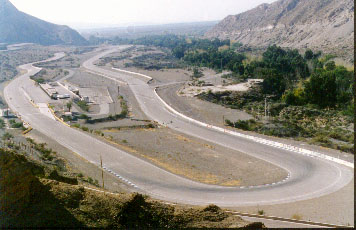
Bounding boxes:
[100,154,104,189]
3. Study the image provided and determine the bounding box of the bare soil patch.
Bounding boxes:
[97,126,287,187]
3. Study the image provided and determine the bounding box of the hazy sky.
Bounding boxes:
[10,0,276,29]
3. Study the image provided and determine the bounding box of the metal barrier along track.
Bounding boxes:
[226,211,354,228]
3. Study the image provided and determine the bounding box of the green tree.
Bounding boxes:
[304,69,337,108]
[304,49,314,60]
[325,61,336,71]
[334,66,354,104]
[261,69,286,97]
[192,67,203,79]
[66,102,72,112]
[262,45,309,79]
[282,88,305,105]
[172,45,185,59]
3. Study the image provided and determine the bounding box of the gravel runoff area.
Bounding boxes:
[96,126,287,187]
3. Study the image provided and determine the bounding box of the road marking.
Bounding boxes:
[103,166,139,189]
[112,67,152,82]
[153,88,354,169]
[85,69,127,85]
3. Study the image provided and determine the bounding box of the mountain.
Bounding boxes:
[0,0,87,45]
[206,0,354,61]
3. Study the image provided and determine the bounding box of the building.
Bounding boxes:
[0,108,15,117]
[39,83,58,99]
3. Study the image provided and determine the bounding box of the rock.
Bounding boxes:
[206,0,354,62]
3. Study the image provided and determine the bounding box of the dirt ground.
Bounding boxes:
[96,125,287,187]
[157,84,253,125]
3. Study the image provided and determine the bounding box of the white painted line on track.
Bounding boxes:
[112,63,354,169]
[152,87,353,169]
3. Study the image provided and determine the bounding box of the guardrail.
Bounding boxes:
[22,127,33,135]
[226,211,354,228]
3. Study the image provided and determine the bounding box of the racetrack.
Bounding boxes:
[4,46,353,207]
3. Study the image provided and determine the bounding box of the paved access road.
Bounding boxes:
[4,47,353,207]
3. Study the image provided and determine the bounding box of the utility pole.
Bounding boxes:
[264,97,267,118]
[223,115,225,125]
[268,103,270,120]
[100,154,104,189]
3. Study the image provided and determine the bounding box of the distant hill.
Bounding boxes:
[0,0,87,45]
[206,0,354,61]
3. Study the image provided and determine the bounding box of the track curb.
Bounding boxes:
[226,211,354,228]
[153,87,354,169]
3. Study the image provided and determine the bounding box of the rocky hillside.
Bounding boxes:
[206,0,354,62]
[0,148,265,228]
[0,0,87,45]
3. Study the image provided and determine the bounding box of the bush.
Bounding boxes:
[282,88,305,106]
[81,126,89,132]
[225,119,234,127]
[78,114,90,120]
[35,78,45,84]
[234,120,250,130]
[310,135,334,148]
[94,130,102,135]
[75,100,89,112]
[337,144,354,154]
[2,132,14,140]
[0,119,5,129]
[71,124,81,128]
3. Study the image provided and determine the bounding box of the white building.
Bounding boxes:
[0,109,14,117]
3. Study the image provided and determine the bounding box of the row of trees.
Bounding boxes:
[96,33,353,110]
[241,46,354,109]
[283,65,354,108]
[128,34,231,59]
[183,49,246,74]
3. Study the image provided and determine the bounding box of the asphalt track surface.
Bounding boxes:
[4,47,353,207]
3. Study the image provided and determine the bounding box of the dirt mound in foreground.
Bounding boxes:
[0,148,265,228]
